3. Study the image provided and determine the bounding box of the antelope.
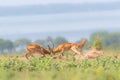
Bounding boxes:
[84,46,104,59]
[84,51,103,59]
[114,54,120,58]
[25,44,52,59]
[74,46,104,60]
[52,39,87,56]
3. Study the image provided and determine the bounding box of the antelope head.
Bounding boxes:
[81,38,87,45]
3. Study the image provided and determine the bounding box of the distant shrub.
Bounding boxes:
[93,36,103,50]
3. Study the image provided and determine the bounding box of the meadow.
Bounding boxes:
[0,52,120,80]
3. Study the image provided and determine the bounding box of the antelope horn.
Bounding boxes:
[47,39,54,50]
[51,41,54,50]
[47,39,54,54]
[47,45,51,50]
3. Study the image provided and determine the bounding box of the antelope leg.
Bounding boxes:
[71,47,82,55]
[60,49,64,56]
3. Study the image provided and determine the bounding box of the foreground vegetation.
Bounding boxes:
[0,55,120,80]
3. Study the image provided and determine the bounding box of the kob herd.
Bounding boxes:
[25,38,104,60]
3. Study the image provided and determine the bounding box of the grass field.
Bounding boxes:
[0,52,120,80]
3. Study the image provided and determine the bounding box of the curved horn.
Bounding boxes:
[47,38,54,54]
[51,40,54,50]
[47,38,54,50]
[47,45,51,50]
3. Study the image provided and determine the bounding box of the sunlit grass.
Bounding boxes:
[0,53,120,80]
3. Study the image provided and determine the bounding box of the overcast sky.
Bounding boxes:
[0,0,120,36]
[0,10,120,35]
[0,0,120,6]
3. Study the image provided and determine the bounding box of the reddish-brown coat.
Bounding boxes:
[52,39,87,56]
[25,44,51,59]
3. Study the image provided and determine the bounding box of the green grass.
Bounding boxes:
[0,55,120,80]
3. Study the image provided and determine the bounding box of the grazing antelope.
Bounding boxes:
[84,46,104,59]
[114,54,120,58]
[74,48,104,60]
[84,51,103,59]
[25,44,52,59]
[52,39,87,56]
[74,46,104,60]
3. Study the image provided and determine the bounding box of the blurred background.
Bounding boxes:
[0,0,120,54]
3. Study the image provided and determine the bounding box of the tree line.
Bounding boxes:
[0,31,120,54]
[0,37,68,54]
[90,31,120,50]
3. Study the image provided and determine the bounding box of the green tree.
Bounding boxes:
[0,39,14,53]
[93,36,103,50]
[90,31,108,45]
[34,39,46,48]
[4,40,14,52]
[14,38,31,51]
[0,39,5,53]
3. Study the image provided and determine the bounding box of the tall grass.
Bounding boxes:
[0,56,120,80]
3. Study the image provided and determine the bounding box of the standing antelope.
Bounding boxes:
[25,44,52,59]
[52,39,87,56]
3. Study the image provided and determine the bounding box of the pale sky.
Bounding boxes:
[0,0,120,6]
[0,0,120,37]
[0,10,120,35]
